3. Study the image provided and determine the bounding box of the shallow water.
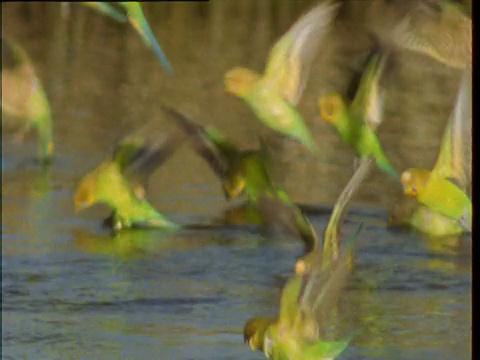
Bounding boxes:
[2,2,471,359]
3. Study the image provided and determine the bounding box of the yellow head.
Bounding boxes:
[295,252,314,275]
[318,93,345,123]
[74,173,98,213]
[224,67,259,97]
[401,168,431,199]
[223,171,246,200]
[243,317,274,351]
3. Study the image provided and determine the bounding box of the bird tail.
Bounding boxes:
[127,4,173,74]
[84,2,128,22]
[377,158,400,181]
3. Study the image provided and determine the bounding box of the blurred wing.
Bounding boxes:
[297,223,362,334]
[350,43,391,130]
[162,106,234,180]
[256,194,319,251]
[432,66,471,190]
[277,274,303,329]
[450,67,471,190]
[323,158,374,262]
[263,0,340,105]
[391,2,471,69]
[113,126,182,190]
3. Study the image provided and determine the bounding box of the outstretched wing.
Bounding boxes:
[162,106,237,180]
[292,161,371,337]
[113,125,182,194]
[432,66,471,191]
[296,224,363,337]
[263,0,340,105]
[256,192,319,252]
[391,1,471,69]
[323,158,374,262]
[349,41,393,130]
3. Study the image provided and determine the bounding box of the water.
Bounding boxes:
[2,2,471,359]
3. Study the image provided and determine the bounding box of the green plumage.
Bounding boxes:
[397,67,471,235]
[94,162,179,231]
[163,106,317,250]
[333,105,398,179]
[74,126,182,231]
[242,82,319,153]
[245,225,363,360]
[83,2,173,74]
[320,47,399,180]
[2,37,54,163]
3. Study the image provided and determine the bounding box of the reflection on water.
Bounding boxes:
[2,1,471,359]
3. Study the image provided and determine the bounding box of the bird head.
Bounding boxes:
[74,162,129,214]
[223,171,246,200]
[74,173,98,213]
[401,168,430,199]
[318,93,345,123]
[295,251,315,275]
[224,67,260,97]
[243,317,274,351]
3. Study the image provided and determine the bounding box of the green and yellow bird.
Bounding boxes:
[83,2,173,74]
[318,44,399,179]
[397,66,471,234]
[401,170,471,226]
[224,1,341,153]
[244,224,362,360]
[392,0,471,69]
[74,127,182,231]
[163,106,317,250]
[2,37,54,164]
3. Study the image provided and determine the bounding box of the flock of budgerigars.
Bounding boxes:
[2,1,471,359]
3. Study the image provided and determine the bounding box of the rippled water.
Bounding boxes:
[2,2,471,359]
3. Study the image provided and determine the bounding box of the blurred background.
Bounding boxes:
[2,1,471,359]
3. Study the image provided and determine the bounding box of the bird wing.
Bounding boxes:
[113,125,182,193]
[263,0,340,105]
[292,160,372,336]
[256,192,318,252]
[391,1,471,69]
[323,158,373,262]
[162,106,235,180]
[432,66,471,190]
[349,43,392,130]
[296,223,362,336]
[277,274,304,330]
